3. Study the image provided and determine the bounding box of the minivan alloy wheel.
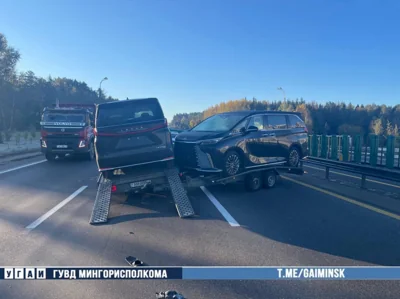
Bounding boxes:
[289,148,300,167]
[225,153,240,176]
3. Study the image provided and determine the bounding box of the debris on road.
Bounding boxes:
[125,256,143,267]
[156,290,186,299]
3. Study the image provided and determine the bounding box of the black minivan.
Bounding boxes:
[94,98,174,172]
[174,111,308,176]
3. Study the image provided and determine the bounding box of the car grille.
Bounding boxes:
[174,142,198,169]
[174,142,213,169]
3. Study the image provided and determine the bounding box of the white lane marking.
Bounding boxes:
[304,164,400,189]
[200,186,240,227]
[26,186,88,230]
[0,159,47,175]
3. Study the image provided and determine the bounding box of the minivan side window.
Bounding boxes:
[288,114,306,128]
[231,118,249,133]
[266,115,287,130]
[248,115,264,130]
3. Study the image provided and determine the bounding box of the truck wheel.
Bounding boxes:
[85,142,95,161]
[244,172,262,192]
[45,153,56,161]
[263,171,277,189]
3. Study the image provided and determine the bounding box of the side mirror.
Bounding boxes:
[246,126,259,132]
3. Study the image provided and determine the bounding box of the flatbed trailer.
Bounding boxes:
[89,160,305,225]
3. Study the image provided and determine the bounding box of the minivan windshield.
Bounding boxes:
[191,114,246,132]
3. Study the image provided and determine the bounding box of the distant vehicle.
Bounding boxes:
[94,98,174,174]
[40,104,95,161]
[174,111,308,176]
[169,128,185,144]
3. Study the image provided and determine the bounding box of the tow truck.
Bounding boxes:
[40,103,95,161]
[89,160,305,224]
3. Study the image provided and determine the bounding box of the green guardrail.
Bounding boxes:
[307,133,399,169]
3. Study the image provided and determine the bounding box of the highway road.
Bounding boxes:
[1,155,400,298]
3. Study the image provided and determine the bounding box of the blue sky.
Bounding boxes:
[1,0,399,121]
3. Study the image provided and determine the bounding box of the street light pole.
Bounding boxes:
[277,87,286,101]
[99,77,108,98]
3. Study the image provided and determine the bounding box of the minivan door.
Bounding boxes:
[265,114,289,162]
[245,115,277,165]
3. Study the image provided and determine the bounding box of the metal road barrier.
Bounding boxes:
[308,134,400,169]
[306,156,400,189]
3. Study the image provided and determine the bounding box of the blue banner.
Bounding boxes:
[2,267,400,280]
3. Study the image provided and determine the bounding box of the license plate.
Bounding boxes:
[130,180,151,188]
[56,145,68,148]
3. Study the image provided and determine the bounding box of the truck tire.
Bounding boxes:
[244,172,262,192]
[85,142,95,161]
[45,153,56,161]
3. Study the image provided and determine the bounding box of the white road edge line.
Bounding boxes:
[200,186,240,227]
[0,159,47,175]
[304,164,400,189]
[26,185,88,230]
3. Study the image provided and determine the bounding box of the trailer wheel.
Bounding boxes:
[244,172,262,192]
[263,171,277,189]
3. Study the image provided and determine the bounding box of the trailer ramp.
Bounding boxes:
[165,168,195,218]
[90,174,112,224]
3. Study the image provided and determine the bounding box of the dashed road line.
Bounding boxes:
[0,160,47,175]
[26,185,88,230]
[200,186,240,227]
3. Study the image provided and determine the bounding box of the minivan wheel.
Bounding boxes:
[287,147,300,167]
[223,150,242,176]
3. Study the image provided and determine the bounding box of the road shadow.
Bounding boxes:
[207,179,400,266]
[105,189,215,225]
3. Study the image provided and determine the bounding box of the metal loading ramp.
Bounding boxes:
[165,168,195,218]
[90,174,112,224]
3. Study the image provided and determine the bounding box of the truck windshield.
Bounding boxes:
[191,114,245,132]
[43,112,85,123]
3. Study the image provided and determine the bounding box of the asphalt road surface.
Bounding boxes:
[1,155,400,298]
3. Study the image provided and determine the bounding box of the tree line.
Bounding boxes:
[0,33,117,141]
[171,98,400,139]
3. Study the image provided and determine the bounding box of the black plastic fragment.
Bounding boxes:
[156,290,186,299]
[125,256,143,267]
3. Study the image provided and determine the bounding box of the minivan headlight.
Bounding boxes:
[200,138,222,145]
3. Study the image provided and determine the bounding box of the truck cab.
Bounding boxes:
[40,104,95,161]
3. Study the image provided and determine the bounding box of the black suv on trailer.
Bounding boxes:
[174,111,308,176]
[94,98,174,173]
